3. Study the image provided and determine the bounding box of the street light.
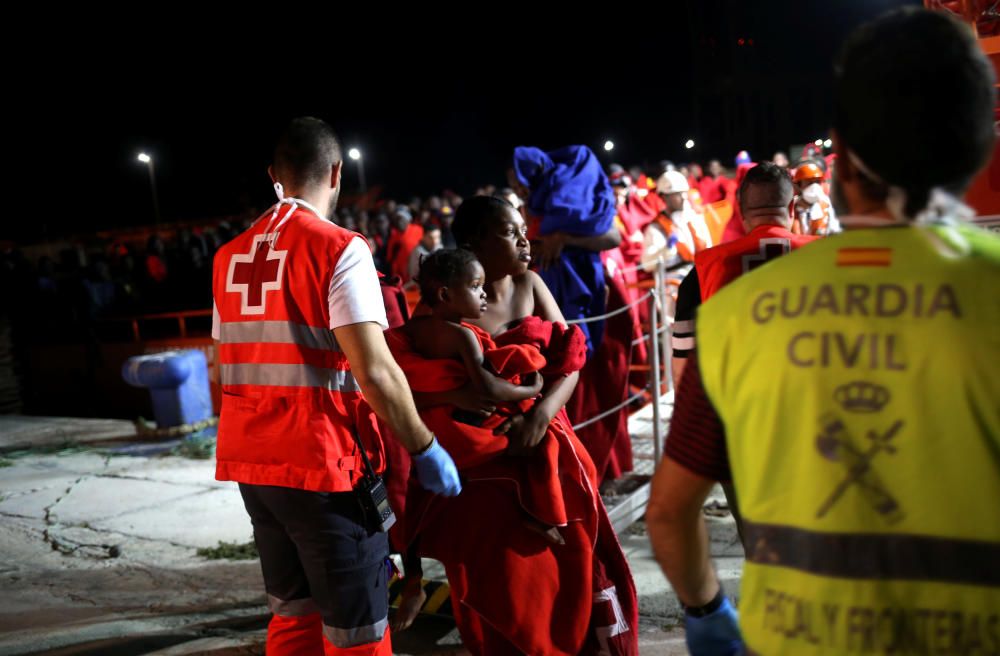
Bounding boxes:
[814,139,824,147]
[348,148,367,194]
[685,139,695,150]
[137,152,161,225]
[823,139,833,149]
[603,140,614,152]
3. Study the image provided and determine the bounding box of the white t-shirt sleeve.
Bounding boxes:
[329,237,389,330]
[211,301,221,340]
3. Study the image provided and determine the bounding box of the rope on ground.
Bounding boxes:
[572,390,647,432]
[565,291,653,326]
[134,416,219,439]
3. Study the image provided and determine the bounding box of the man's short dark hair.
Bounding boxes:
[739,162,794,210]
[833,8,996,216]
[273,117,342,189]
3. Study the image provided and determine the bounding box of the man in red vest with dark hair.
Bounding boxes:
[671,162,817,385]
[695,162,817,299]
[212,117,461,656]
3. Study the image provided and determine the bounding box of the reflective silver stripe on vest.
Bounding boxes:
[220,321,339,351]
[323,618,388,648]
[221,363,361,392]
[672,336,696,350]
[673,319,695,334]
[268,594,320,617]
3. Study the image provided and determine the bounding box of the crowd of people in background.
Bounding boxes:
[0,149,835,348]
[3,148,837,336]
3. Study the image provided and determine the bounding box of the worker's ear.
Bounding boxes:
[437,286,450,305]
[331,161,343,191]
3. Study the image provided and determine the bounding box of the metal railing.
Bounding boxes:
[567,257,675,466]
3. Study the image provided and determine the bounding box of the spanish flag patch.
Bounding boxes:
[836,247,892,267]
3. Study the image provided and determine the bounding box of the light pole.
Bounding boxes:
[137,152,161,225]
[348,148,367,195]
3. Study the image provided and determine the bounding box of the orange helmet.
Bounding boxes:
[793,162,824,183]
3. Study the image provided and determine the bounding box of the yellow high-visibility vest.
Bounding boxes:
[697,223,1000,655]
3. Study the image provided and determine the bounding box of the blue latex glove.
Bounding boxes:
[411,438,462,496]
[685,595,743,656]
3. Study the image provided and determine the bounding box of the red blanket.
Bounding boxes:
[386,318,638,655]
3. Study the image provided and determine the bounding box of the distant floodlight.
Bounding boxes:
[137,153,151,164]
[604,140,615,152]
[348,148,361,161]
[685,139,695,149]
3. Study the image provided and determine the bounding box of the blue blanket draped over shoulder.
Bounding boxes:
[513,145,616,356]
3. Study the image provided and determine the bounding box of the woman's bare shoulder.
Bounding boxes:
[513,270,546,298]
[516,269,543,286]
[522,270,566,323]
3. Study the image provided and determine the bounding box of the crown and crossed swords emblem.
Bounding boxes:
[814,381,905,524]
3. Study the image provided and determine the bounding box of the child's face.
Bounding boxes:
[446,260,488,319]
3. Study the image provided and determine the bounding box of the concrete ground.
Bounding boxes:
[0,413,742,655]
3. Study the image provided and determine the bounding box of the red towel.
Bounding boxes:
[491,315,587,377]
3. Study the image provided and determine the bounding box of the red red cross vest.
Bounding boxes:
[695,224,818,301]
[212,201,385,492]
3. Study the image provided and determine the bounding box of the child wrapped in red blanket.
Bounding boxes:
[387,249,638,656]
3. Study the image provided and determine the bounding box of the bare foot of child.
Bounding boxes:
[391,576,427,632]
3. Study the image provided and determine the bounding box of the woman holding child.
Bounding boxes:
[387,196,638,656]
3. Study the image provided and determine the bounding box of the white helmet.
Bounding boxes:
[656,170,690,194]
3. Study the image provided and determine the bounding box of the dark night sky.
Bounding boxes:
[10,0,919,242]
